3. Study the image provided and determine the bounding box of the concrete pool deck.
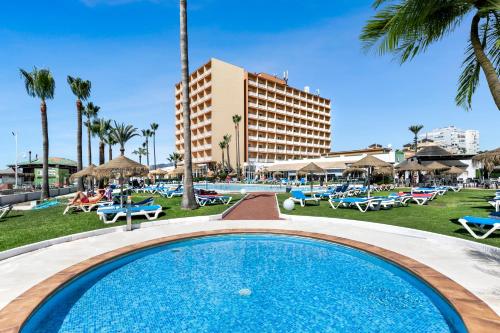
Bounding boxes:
[0,217,499,330]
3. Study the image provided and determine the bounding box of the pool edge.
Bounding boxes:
[0,229,498,333]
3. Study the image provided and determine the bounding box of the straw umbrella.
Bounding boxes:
[298,162,324,194]
[473,148,500,178]
[94,155,149,207]
[445,166,465,175]
[351,156,391,197]
[70,164,97,191]
[425,161,450,185]
[342,167,365,176]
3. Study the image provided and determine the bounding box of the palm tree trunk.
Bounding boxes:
[153,134,157,170]
[120,145,125,156]
[98,141,105,187]
[146,138,150,167]
[76,99,84,191]
[226,145,231,170]
[471,13,500,110]
[414,135,418,153]
[221,149,225,169]
[179,0,197,209]
[235,124,240,178]
[109,144,113,161]
[87,118,92,165]
[40,101,50,199]
[139,155,142,164]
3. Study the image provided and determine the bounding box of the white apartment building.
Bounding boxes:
[419,126,480,154]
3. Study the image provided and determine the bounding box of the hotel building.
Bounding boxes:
[418,126,480,155]
[174,58,331,169]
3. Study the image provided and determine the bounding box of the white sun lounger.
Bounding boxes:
[0,204,13,219]
[457,215,500,240]
[97,204,163,224]
[329,197,382,212]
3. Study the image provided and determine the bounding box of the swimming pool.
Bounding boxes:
[21,234,466,333]
[194,182,320,192]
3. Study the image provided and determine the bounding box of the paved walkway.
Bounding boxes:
[223,192,280,220]
[0,218,499,315]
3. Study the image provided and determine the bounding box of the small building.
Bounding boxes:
[9,157,77,188]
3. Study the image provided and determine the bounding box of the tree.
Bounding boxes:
[91,118,110,166]
[150,123,159,170]
[232,114,242,178]
[179,0,197,209]
[83,102,100,166]
[111,121,138,156]
[360,0,500,110]
[133,147,147,165]
[408,125,424,153]
[218,140,226,170]
[67,76,91,190]
[168,152,183,169]
[141,129,153,167]
[104,127,117,161]
[19,67,55,199]
[223,134,232,170]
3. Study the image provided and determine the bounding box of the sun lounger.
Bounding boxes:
[195,194,232,206]
[63,192,107,215]
[290,190,320,207]
[97,204,163,224]
[98,197,154,209]
[159,186,183,198]
[33,200,59,210]
[329,197,382,212]
[489,199,500,212]
[412,187,444,196]
[0,204,13,219]
[457,214,500,239]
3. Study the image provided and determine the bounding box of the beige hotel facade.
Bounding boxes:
[175,58,331,171]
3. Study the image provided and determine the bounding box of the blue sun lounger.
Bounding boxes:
[33,200,59,210]
[329,197,382,212]
[290,190,320,207]
[97,204,163,224]
[159,186,183,198]
[0,204,13,219]
[458,214,500,239]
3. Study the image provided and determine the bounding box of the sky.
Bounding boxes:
[0,0,498,168]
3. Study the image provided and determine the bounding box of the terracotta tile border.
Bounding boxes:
[0,229,498,333]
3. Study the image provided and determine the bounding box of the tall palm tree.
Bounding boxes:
[408,124,424,153]
[232,114,242,178]
[218,140,226,170]
[150,123,159,170]
[111,121,138,156]
[91,118,110,165]
[361,0,500,110]
[67,76,91,190]
[223,134,232,170]
[83,102,100,166]
[179,0,197,209]
[104,127,117,161]
[19,67,55,200]
[141,129,153,167]
[168,152,183,169]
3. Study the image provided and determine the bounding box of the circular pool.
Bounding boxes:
[22,234,466,332]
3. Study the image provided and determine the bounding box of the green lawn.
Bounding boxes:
[277,189,499,247]
[0,193,242,252]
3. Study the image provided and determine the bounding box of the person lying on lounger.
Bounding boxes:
[69,189,105,205]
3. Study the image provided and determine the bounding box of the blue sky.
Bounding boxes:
[0,0,498,168]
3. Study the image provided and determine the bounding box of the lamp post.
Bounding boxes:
[11,131,18,189]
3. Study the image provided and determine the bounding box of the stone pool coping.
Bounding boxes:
[0,229,498,333]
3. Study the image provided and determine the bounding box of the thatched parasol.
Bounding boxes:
[273,171,283,178]
[70,164,97,181]
[342,167,365,176]
[149,168,168,176]
[298,162,324,194]
[94,156,149,206]
[396,161,429,171]
[444,166,465,175]
[373,166,394,176]
[425,161,450,171]
[351,156,391,197]
[473,148,500,173]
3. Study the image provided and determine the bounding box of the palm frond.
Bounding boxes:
[67,75,92,100]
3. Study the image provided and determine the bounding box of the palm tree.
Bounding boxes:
[361,1,500,110]
[91,118,110,165]
[111,121,139,156]
[67,76,91,191]
[218,140,226,170]
[179,0,197,209]
[104,127,117,161]
[83,102,100,166]
[133,148,147,164]
[232,114,242,178]
[150,123,159,169]
[408,125,424,153]
[168,152,183,169]
[141,129,153,167]
[19,67,55,200]
[223,134,232,170]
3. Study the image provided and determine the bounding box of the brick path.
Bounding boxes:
[223,192,280,220]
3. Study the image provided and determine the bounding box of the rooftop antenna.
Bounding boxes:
[315,89,320,96]
[283,70,289,84]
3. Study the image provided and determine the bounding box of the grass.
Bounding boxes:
[0,193,243,252]
[277,189,499,248]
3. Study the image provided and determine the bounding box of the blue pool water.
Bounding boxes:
[22,235,466,333]
[194,182,322,193]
